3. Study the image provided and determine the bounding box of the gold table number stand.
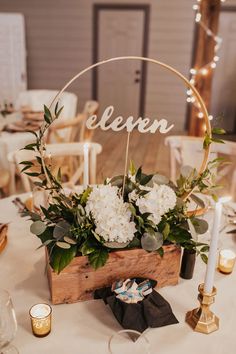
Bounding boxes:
[186,283,219,334]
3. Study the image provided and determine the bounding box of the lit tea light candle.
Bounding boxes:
[29,303,52,337]
[218,249,236,274]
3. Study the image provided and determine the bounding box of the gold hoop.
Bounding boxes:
[49,56,211,177]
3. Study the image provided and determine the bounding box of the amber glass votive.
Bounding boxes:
[29,303,52,337]
[218,249,236,274]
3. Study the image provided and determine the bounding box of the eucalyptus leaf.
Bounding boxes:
[141,232,163,252]
[201,253,208,264]
[36,239,54,250]
[110,175,124,188]
[64,236,77,245]
[200,245,209,253]
[192,218,209,235]
[56,241,71,249]
[152,174,169,185]
[190,194,205,209]
[180,165,197,179]
[53,221,71,239]
[30,220,46,235]
[103,241,130,249]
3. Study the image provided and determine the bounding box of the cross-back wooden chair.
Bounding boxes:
[8,142,102,193]
[47,100,99,144]
[165,135,236,198]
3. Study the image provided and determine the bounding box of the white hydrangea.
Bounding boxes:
[135,184,177,225]
[85,185,136,243]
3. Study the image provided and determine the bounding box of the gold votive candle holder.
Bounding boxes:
[29,303,52,337]
[218,249,236,274]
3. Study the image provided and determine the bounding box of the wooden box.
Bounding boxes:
[47,244,181,305]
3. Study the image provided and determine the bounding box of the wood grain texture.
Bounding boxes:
[47,244,181,305]
[188,0,221,136]
[93,129,170,184]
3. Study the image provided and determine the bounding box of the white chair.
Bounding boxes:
[16,89,78,143]
[47,100,99,144]
[15,90,77,119]
[8,142,102,193]
[165,135,236,197]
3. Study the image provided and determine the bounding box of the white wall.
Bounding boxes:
[0,0,198,130]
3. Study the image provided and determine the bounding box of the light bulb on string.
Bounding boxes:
[213,56,219,62]
[190,68,197,75]
[200,68,208,76]
[209,115,213,121]
[187,89,193,96]
[211,62,217,69]
[195,13,201,22]
[198,112,204,119]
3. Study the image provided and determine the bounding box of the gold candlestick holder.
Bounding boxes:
[186,283,219,334]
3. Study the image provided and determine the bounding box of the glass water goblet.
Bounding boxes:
[108,329,150,354]
[0,289,18,354]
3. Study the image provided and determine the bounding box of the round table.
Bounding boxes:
[0,194,236,354]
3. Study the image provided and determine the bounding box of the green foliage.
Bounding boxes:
[19,111,222,273]
[50,245,77,274]
[88,249,109,270]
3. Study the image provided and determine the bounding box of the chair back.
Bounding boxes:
[165,135,236,197]
[15,90,77,119]
[47,100,99,144]
[16,90,78,143]
[8,142,102,192]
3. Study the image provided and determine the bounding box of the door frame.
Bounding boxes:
[186,5,236,133]
[92,3,150,117]
[220,5,236,133]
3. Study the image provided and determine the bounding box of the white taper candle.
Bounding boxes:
[83,143,89,189]
[204,201,222,293]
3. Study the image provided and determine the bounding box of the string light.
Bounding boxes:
[198,112,204,119]
[186,0,225,122]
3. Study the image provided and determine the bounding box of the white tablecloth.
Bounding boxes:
[0,194,236,354]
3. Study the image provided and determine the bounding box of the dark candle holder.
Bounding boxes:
[180,248,196,279]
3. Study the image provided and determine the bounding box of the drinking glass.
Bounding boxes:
[0,289,18,354]
[108,329,150,354]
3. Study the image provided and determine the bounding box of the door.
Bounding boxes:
[211,10,236,133]
[93,5,149,118]
[0,13,27,103]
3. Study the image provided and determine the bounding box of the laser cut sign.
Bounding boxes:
[49,56,211,179]
[86,105,174,134]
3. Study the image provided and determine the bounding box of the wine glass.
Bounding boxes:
[0,289,18,354]
[108,329,150,354]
